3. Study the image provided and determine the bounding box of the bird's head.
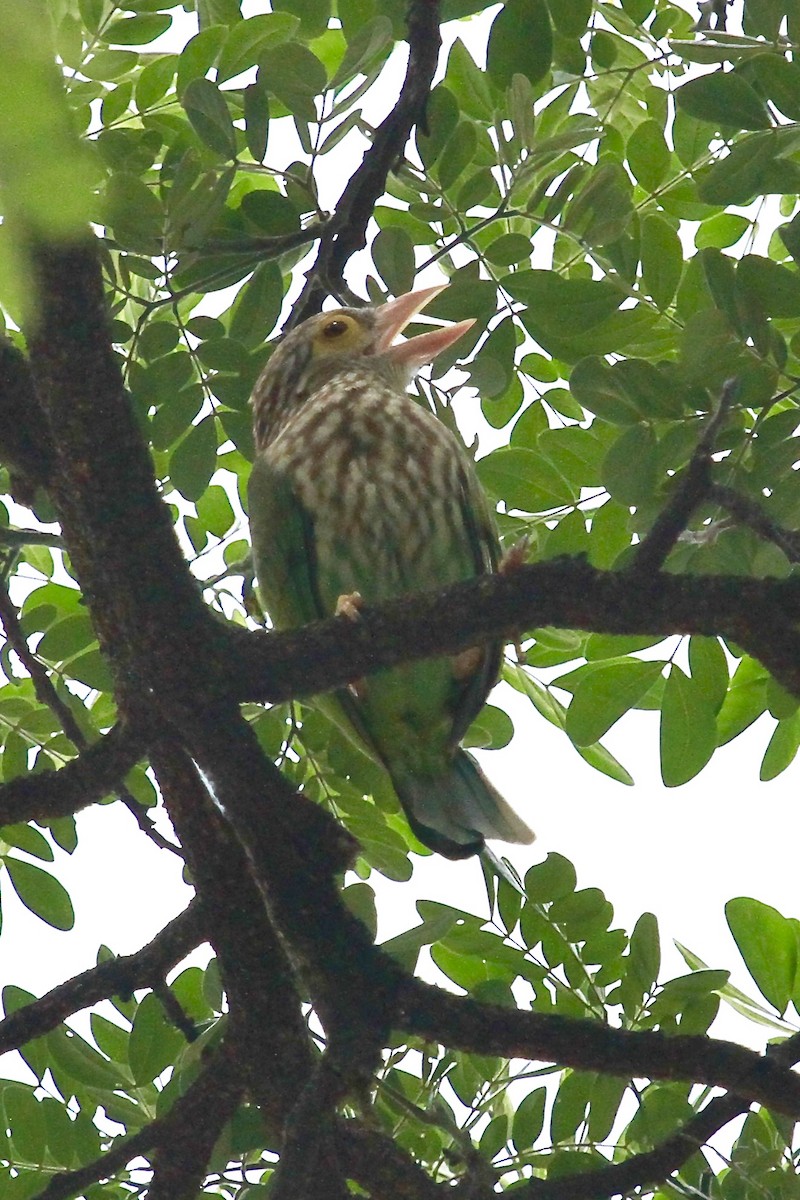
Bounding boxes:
[251,285,475,447]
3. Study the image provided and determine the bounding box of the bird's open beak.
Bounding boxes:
[373,285,476,372]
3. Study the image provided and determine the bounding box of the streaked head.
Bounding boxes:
[251,285,475,449]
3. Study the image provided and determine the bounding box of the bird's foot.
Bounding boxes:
[335,593,367,696]
[498,535,531,575]
[335,590,364,621]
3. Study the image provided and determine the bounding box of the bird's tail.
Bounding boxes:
[394,750,534,861]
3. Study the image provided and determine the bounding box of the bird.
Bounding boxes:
[248,284,533,860]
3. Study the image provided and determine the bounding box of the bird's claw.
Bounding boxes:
[335,590,364,621]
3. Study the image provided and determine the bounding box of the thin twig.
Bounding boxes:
[0,721,144,826]
[709,483,800,562]
[629,379,739,577]
[0,575,86,746]
[0,526,64,549]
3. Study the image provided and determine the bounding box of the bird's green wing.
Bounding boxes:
[248,452,379,761]
[448,457,503,747]
[247,453,322,629]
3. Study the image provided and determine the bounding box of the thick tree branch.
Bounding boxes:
[291,0,442,322]
[222,561,800,704]
[180,705,403,1067]
[0,721,144,826]
[147,1034,246,1200]
[0,332,55,501]
[334,1123,443,1199]
[401,982,800,1120]
[151,736,352,1198]
[0,900,203,1055]
[25,241,225,712]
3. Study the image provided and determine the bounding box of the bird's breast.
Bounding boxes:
[266,383,474,606]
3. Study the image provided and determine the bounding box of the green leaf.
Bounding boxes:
[169,416,218,501]
[372,226,416,296]
[627,119,670,191]
[660,665,717,786]
[512,1087,546,1150]
[129,992,185,1084]
[244,81,270,162]
[726,897,797,1014]
[5,857,74,930]
[736,254,800,317]
[2,824,54,862]
[545,0,591,37]
[135,54,177,111]
[445,37,493,119]
[259,43,327,121]
[464,704,514,750]
[760,712,800,781]
[487,0,553,88]
[524,852,576,902]
[575,741,634,786]
[695,212,750,250]
[627,912,660,992]
[216,12,299,82]
[228,261,283,348]
[697,133,775,204]
[330,15,392,88]
[177,25,227,95]
[676,70,771,130]
[688,636,729,714]
[716,656,768,744]
[640,215,682,309]
[182,77,237,159]
[565,660,664,746]
[601,425,658,507]
[507,270,625,332]
[104,13,172,44]
[476,446,575,512]
[437,120,478,190]
[4,1085,46,1161]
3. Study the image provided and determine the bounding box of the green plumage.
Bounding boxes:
[248,292,533,859]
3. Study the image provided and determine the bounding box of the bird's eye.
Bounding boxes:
[323,319,349,339]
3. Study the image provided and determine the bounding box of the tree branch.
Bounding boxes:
[629,380,736,577]
[32,1033,242,1200]
[0,900,202,1055]
[401,982,800,1120]
[0,332,55,502]
[0,721,144,826]
[709,482,800,561]
[147,1034,246,1200]
[221,561,800,704]
[507,1018,800,1198]
[291,0,442,322]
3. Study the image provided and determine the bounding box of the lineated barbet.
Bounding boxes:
[248,285,533,860]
